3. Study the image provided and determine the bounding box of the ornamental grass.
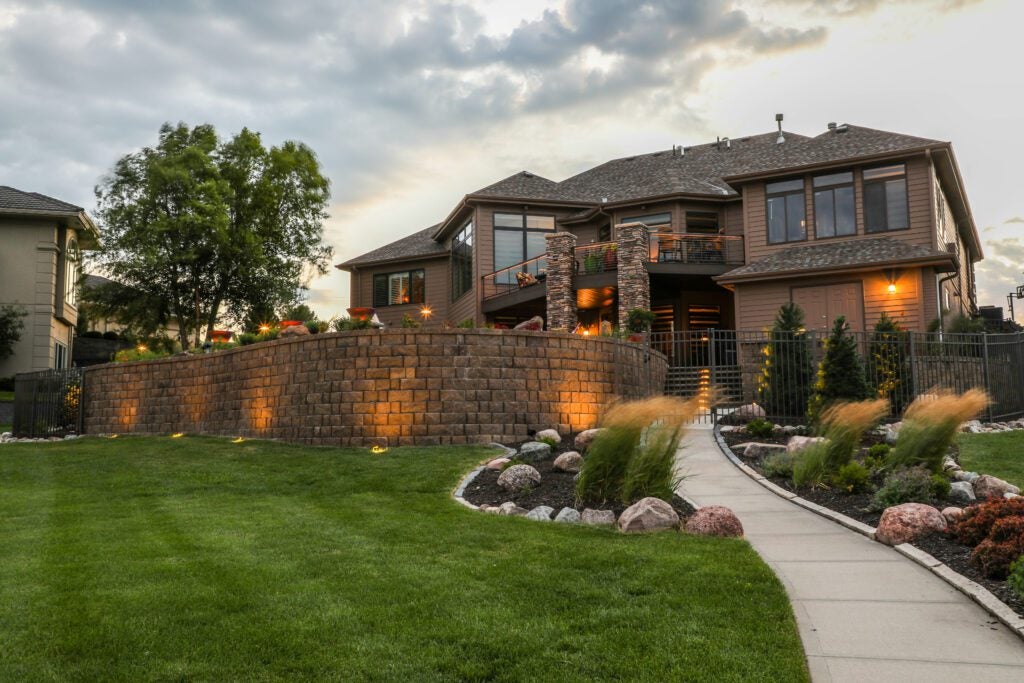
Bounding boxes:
[889,388,990,473]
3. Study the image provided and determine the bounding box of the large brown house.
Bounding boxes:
[338,121,981,335]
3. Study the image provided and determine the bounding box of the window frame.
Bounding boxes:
[372,268,426,308]
[685,210,720,234]
[622,212,671,230]
[765,178,807,244]
[451,220,473,302]
[64,237,80,307]
[492,211,555,272]
[54,341,67,370]
[863,163,910,234]
[812,171,856,239]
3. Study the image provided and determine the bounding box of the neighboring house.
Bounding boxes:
[338,121,981,335]
[0,186,98,377]
[79,274,182,340]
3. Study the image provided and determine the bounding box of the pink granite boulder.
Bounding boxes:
[485,457,511,471]
[875,503,947,546]
[574,428,604,452]
[941,506,964,525]
[973,474,1021,500]
[617,497,680,533]
[686,505,744,538]
[553,451,583,473]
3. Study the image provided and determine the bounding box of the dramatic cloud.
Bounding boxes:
[1006,217,1024,224]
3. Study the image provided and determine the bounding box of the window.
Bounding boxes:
[54,341,67,370]
[451,221,473,301]
[373,269,425,307]
[622,212,671,229]
[766,179,806,243]
[493,212,554,272]
[864,164,908,233]
[598,223,611,242]
[686,211,719,234]
[813,172,855,238]
[64,237,80,307]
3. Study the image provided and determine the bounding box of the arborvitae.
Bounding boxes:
[759,303,814,420]
[867,313,912,413]
[808,315,869,422]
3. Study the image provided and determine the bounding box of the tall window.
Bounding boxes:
[813,171,855,238]
[685,211,719,234]
[766,179,806,243]
[864,164,908,233]
[493,213,554,272]
[64,237,80,306]
[373,269,425,307]
[451,221,473,301]
[54,341,67,370]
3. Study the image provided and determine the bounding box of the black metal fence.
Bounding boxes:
[652,330,1024,425]
[12,368,85,438]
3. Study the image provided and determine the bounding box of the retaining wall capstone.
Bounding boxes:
[82,329,667,447]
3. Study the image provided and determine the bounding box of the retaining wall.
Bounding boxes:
[82,329,667,446]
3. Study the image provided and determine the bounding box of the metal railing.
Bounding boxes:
[481,254,548,300]
[575,241,617,275]
[13,368,85,438]
[648,233,744,265]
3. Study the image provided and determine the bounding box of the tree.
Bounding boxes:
[808,315,869,422]
[759,303,814,420]
[867,313,912,413]
[93,123,332,350]
[0,304,27,360]
[280,303,318,323]
[78,277,174,340]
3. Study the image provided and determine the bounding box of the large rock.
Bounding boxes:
[686,505,744,538]
[535,429,562,444]
[786,435,826,454]
[883,422,902,445]
[513,316,544,331]
[486,457,511,471]
[518,441,552,462]
[581,509,616,526]
[961,419,984,434]
[574,428,604,452]
[279,324,310,337]
[954,471,980,483]
[973,474,1020,500]
[553,451,584,473]
[497,464,541,493]
[733,403,766,420]
[875,503,947,546]
[497,501,529,516]
[941,507,965,525]
[554,507,581,524]
[738,442,787,459]
[617,497,680,533]
[948,481,976,505]
[525,505,554,521]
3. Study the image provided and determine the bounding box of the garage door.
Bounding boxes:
[792,282,864,331]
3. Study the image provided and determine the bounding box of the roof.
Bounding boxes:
[83,274,115,289]
[0,185,84,212]
[716,237,956,284]
[337,224,447,269]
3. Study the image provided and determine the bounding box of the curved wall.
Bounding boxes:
[82,330,667,446]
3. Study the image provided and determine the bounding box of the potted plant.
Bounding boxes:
[584,252,601,274]
[626,308,656,342]
[602,244,617,270]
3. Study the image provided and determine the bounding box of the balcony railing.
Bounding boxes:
[575,241,617,275]
[481,254,548,300]
[648,233,744,265]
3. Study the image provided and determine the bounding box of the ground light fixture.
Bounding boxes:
[137,344,147,352]
[371,445,388,454]
[258,324,271,333]
[171,432,185,438]
[231,437,245,443]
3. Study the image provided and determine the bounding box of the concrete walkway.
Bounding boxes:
[677,427,1024,682]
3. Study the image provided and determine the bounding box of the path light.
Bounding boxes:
[106,434,119,439]
[137,344,147,352]
[231,437,245,443]
[259,324,271,333]
[371,445,388,454]
[171,432,184,438]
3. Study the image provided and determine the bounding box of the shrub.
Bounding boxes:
[400,314,421,329]
[792,442,828,489]
[1009,556,1024,599]
[867,443,891,460]
[818,399,889,471]
[257,328,281,341]
[762,451,794,479]
[333,317,372,332]
[758,303,814,420]
[970,517,1024,579]
[457,318,475,329]
[930,473,951,500]
[304,320,323,334]
[238,332,258,346]
[833,461,871,494]
[537,435,558,448]
[78,330,103,339]
[867,313,913,413]
[871,466,935,510]
[952,497,1024,546]
[745,418,774,439]
[210,341,237,351]
[807,316,869,423]
[114,347,171,363]
[888,389,990,473]
[626,308,656,333]
[0,304,27,360]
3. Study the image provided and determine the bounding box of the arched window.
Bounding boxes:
[65,237,80,307]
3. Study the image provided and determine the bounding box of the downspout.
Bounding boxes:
[937,270,958,335]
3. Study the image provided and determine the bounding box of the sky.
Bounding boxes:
[1,0,1022,321]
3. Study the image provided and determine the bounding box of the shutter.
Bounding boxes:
[373,274,387,308]
[411,270,425,304]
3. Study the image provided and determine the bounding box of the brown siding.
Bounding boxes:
[349,256,450,328]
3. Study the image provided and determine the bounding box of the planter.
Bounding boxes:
[346,307,376,322]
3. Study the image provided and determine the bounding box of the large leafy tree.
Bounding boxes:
[92,123,331,350]
[0,304,27,361]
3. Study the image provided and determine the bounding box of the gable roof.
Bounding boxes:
[337,224,447,270]
[716,237,956,284]
[0,185,84,213]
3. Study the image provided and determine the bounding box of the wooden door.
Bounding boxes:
[792,282,865,331]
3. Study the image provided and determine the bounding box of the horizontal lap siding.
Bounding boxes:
[350,257,450,328]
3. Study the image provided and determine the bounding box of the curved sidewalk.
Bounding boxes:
[677,427,1024,683]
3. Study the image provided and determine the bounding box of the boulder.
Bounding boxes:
[525,505,554,521]
[954,471,980,483]
[948,481,976,505]
[486,457,511,471]
[1006,492,1021,500]
[497,464,541,493]
[733,403,766,420]
[553,451,584,473]
[513,316,544,331]
[279,324,310,338]
[498,501,529,516]
[574,428,604,452]
[554,507,581,524]
[883,422,902,445]
[481,504,502,514]
[942,457,962,473]
[961,419,983,433]
[941,507,964,525]
[786,435,826,454]
[518,441,552,462]
[875,503,947,546]
[739,442,787,459]
[535,429,562,444]
[686,505,744,538]
[581,509,616,526]
[973,474,1020,500]
[617,497,680,533]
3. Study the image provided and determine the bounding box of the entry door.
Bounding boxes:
[792,282,864,331]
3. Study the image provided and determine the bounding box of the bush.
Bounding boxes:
[762,451,794,479]
[745,418,774,439]
[626,308,656,333]
[867,443,891,460]
[333,317,372,332]
[79,330,104,339]
[1009,555,1024,599]
[871,466,935,510]
[867,313,913,413]
[888,389,990,473]
[537,435,558,448]
[257,328,281,342]
[832,461,871,494]
[807,316,869,423]
[114,347,171,363]
[818,399,889,472]
[952,497,1024,546]
[970,516,1024,579]
[0,304,27,360]
[792,442,828,489]
[238,332,258,346]
[930,473,951,500]
[401,314,421,329]
[102,330,120,340]
[210,341,237,351]
[304,320,323,334]
[759,303,814,420]
[457,318,475,329]
[576,396,699,505]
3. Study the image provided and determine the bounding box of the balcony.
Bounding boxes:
[482,254,548,310]
[646,233,744,275]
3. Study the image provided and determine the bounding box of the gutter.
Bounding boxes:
[722,144,948,186]
[715,253,957,286]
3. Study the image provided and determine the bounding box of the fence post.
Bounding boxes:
[908,332,918,399]
[77,368,86,435]
[708,329,717,425]
[981,333,994,423]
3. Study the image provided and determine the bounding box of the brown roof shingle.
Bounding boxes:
[338,224,447,269]
[0,185,84,213]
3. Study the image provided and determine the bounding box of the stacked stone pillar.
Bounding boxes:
[545,231,577,331]
[615,222,651,328]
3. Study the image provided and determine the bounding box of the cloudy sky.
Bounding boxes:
[1,0,1022,320]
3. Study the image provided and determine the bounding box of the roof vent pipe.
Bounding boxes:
[827,122,837,131]
[775,113,785,144]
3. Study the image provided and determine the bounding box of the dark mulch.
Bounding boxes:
[721,429,887,450]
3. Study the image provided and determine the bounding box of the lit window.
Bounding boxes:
[451,221,473,301]
[64,238,80,306]
[373,270,425,307]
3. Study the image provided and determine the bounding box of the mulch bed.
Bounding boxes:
[719,429,1024,620]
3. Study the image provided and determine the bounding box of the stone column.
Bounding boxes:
[545,231,577,332]
[615,222,651,328]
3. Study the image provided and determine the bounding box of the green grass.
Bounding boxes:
[0,436,807,682]
[0,390,13,402]
[958,431,1024,489]
[0,424,10,434]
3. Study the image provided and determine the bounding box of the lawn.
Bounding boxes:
[0,389,13,402]
[958,431,1024,489]
[0,436,807,681]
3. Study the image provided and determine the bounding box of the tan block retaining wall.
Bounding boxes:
[82,329,667,447]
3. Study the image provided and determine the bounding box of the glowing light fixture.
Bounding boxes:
[258,324,271,333]
[137,344,147,352]
[582,329,590,336]
[106,434,119,439]
[171,432,185,438]
[888,282,897,294]
[371,445,388,454]
[420,306,432,318]
[231,437,245,443]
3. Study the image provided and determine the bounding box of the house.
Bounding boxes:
[0,186,99,377]
[337,120,981,336]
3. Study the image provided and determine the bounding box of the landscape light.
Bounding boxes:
[420,306,432,318]
[137,344,147,352]
[259,324,271,333]
[231,437,245,443]
[371,445,388,454]
[171,432,185,438]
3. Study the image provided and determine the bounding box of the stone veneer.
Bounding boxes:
[615,222,651,326]
[545,231,577,331]
[82,329,667,447]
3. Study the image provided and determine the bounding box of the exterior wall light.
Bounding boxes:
[888,282,897,294]
[420,306,432,319]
